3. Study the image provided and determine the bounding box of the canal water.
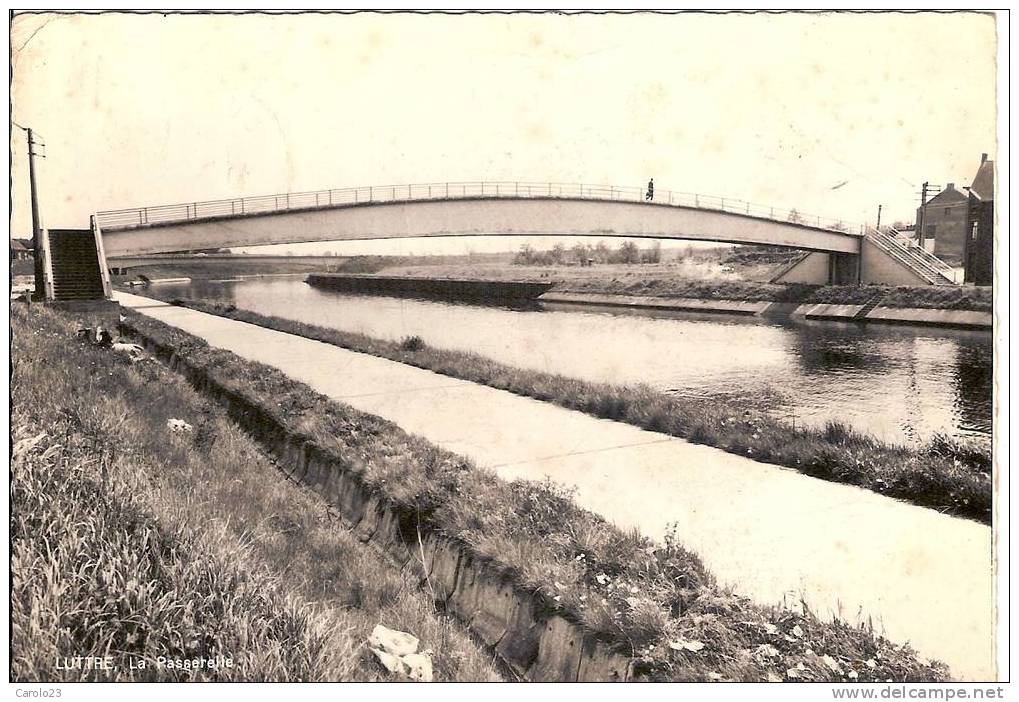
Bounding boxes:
[157,277,992,446]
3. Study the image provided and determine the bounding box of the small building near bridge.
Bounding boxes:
[963,154,994,286]
[917,184,969,265]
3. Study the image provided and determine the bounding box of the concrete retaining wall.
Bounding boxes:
[541,292,990,330]
[864,307,992,329]
[308,274,553,302]
[120,321,638,682]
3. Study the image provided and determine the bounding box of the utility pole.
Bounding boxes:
[26,128,46,298]
[876,204,883,231]
[15,124,47,298]
[915,181,940,250]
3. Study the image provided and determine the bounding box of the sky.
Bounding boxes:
[10,11,998,256]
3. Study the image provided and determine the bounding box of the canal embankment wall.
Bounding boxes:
[539,291,992,329]
[307,273,553,301]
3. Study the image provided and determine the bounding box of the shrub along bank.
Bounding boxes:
[111,303,949,681]
[158,296,991,523]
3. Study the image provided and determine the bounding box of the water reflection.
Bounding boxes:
[954,343,994,437]
[153,277,992,445]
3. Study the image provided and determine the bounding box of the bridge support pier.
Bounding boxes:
[828,252,860,285]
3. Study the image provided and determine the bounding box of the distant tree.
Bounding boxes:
[642,241,662,264]
[570,242,590,264]
[550,242,567,265]
[787,209,805,224]
[323,250,334,257]
[593,241,610,264]
[615,240,641,264]
[514,243,535,265]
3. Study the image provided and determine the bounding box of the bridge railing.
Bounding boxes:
[95,181,866,235]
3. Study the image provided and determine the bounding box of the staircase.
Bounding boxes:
[853,292,887,319]
[904,237,959,282]
[866,228,956,286]
[47,228,108,300]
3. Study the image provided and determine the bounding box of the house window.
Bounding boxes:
[971,222,979,240]
[945,208,951,216]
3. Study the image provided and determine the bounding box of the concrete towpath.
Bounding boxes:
[115,291,995,680]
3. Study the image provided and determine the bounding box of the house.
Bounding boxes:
[10,238,33,261]
[916,183,970,265]
[963,154,993,286]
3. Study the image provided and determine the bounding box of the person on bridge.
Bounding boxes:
[646,178,654,202]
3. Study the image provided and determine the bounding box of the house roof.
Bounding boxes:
[970,159,994,200]
[925,184,969,206]
[10,240,29,251]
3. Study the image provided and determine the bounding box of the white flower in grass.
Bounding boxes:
[822,655,842,674]
[669,639,706,653]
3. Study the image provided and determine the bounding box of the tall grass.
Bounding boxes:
[160,296,991,523]
[10,303,501,682]
[111,303,950,681]
[11,416,332,681]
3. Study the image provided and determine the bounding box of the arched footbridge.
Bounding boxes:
[36,182,954,302]
[97,181,866,258]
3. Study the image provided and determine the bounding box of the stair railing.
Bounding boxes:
[884,226,954,274]
[90,215,113,299]
[866,228,949,285]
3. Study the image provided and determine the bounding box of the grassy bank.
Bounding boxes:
[156,295,990,523]
[110,257,348,283]
[10,303,502,681]
[559,279,992,312]
[110,302,949,681]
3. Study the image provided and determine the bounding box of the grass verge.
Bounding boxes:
[555,279,992,312]
[109,301,949,681]
[155,295,990,523]
[10,303,501,681]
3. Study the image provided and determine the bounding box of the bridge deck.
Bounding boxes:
[97,182,863,233]
[96,182,864,257]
